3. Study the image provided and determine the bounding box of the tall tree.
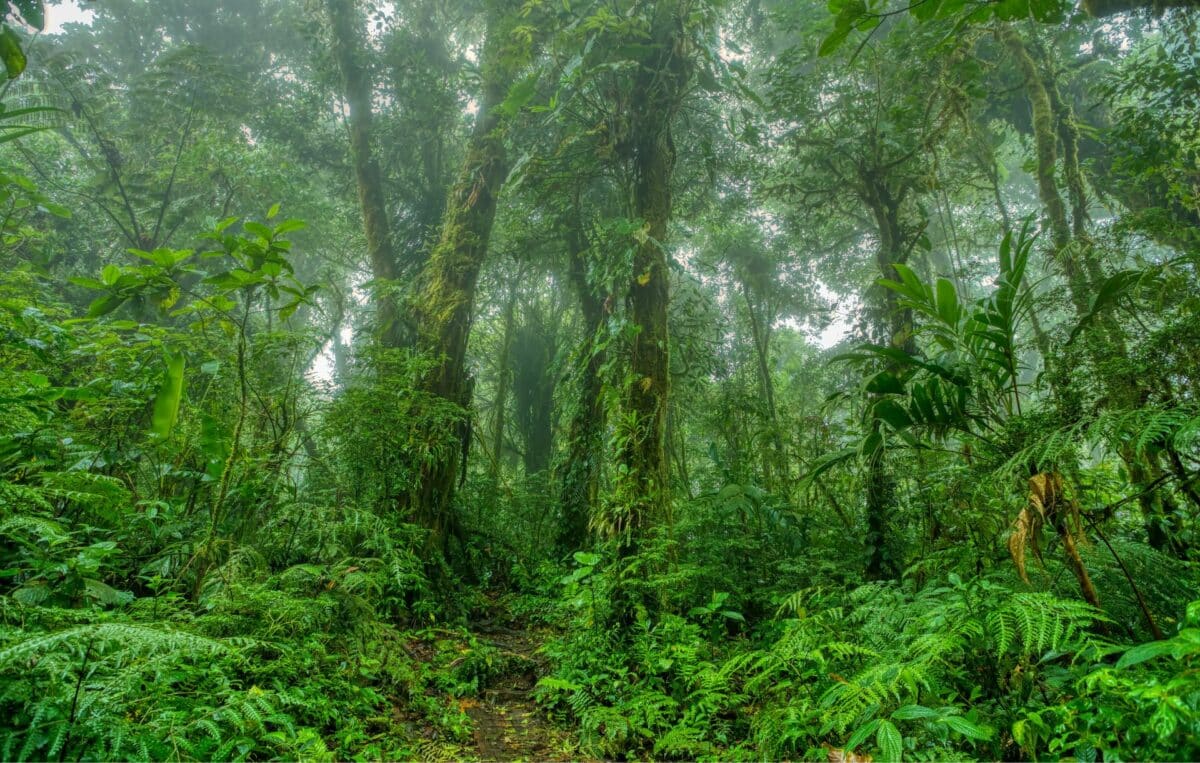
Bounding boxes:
[408,0,530,561]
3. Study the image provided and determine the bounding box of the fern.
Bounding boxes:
[984,592,1104,658]
[0,623,226,666]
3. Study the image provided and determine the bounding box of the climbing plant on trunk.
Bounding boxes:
[408,0,533,565]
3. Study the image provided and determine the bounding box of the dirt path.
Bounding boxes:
[462,625,575,762]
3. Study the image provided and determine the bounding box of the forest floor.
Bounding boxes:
[461,623,572,762]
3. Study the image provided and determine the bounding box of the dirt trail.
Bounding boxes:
[462,625,574,762]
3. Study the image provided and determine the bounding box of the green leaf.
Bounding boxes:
[877,719,902,762]
[846,718,881,751]
[12,0,46,31]
[800,447,856,483]
[934,278,960,325]
[1069,270,1143,341]
[910,0,943,21]
[865,371,905,395]
[150,349,186,439]
[267,202,281,219]
[68,276,106,290]
[87,293,126,318]
[101,264,121,286]
[500,73,539,117]
[1115,639,1178,669]
[573,551,601,566]
[243,221,273,239]
[818,25,852,56]
[0,26,28,79]
[84,578,123,605]
[273,218,306,235]
[872,398,913,431]
[892,705,940,720]
[940,715,994,741]
[278,300,300,320]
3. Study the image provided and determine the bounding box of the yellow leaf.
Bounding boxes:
[637,271,651,286]
[639,376,653,393]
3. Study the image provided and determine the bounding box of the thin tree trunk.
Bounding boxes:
[862,187,913,581]
[490,283,519,487]
[742,284,787,492]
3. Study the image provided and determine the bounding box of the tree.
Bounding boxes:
[408,0,532,563]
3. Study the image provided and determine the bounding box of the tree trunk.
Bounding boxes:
[610,11,686,545]
[602,4,692,623]
[490,284,519,487]
[324,0,403,347]
[409,3,521,562]
[1006,28,1188,558]
[742,283,787,493]
[513,319,556,476]
[862,183,914,581]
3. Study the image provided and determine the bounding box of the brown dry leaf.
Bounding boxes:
[1009,507,1034,584]
[1009,472,1064,583]
[825,743,874,763]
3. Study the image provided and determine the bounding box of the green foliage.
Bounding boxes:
[2,2,1199,761]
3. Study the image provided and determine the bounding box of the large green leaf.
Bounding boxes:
[1115,638,1180,668]
[876,719,903,762]
[499,73,539,117]
[151,349,186,438]
[872,398,913,431]
[0,26,27,79]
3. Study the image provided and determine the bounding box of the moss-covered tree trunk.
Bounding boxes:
[324,0,403,347]
[862,179,915,581]
[409,4,521,562]
[1006,27,1187,558]
[602,3,692,621]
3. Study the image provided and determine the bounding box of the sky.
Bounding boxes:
[45,0,95,33]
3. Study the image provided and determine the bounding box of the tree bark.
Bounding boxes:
[1006,28,1188,558]
[324,0,403,347]
[861,179,915,581]
[409,3,521,562]
[490,283,519,487]
[609,7,688,551]
[741,282,787,492]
